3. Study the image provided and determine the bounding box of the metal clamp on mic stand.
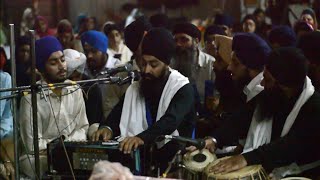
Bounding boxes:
[162,150,185,179]
[154,135,206,178]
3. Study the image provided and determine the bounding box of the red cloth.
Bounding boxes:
[34,16,56,38]
[0,49,7,70]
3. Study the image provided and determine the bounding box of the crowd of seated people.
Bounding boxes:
[0,3,320,179]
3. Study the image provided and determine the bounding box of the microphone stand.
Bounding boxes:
[0,28,129,178]
[29,29,41,179]
[162,150,185,179]
[9,24,20,180]
[0,77,122,94]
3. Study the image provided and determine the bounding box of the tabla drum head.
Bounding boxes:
[183,149,217,172]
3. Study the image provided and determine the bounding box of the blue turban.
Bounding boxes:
[268,25,297,47]
[232,33,271,70]
[35,36,63,71]
[81,30,108,53]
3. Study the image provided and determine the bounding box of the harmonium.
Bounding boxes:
[46,140,142,179]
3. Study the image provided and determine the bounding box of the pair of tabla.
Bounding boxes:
[183,149,268,180]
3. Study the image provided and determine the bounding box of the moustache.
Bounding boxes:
[141,73,156,80]
[175,46,195,54]
[87,58,96,65]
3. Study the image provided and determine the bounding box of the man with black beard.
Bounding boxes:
[81,30,125,119]
[210,35,244,119]
[171,23,215,117]
[19,36,89,178]
[210,47,320,179]
[186,33,271,152]
[92,28,196,173]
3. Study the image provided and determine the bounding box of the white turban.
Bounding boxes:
[63,49,86,77]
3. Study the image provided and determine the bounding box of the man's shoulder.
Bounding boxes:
[169,69,189,84]
[0,71,11,79]
[199,50,215,62]
[0,71,11,86]
[107,55,122,68]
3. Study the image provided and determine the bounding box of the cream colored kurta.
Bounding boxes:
[19,79,89,152]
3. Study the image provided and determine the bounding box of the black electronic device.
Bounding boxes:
[47,140,141,178]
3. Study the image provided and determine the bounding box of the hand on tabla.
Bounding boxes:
[186,138,216,153]
[210,155,247,174]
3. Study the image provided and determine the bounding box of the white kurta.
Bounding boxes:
[107,42,133,65]
[195,51,215,103]
[119,69,189,137]
[19,79,89,152]
[243,72,264,102]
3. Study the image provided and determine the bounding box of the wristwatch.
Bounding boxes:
[205,136,217,145]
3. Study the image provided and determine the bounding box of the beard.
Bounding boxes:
[139,68,168,101]
[234,68,252,92]
[258,84,288,119]
[172,46,198,81]
[87,54,107,76]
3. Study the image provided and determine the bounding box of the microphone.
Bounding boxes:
[165,135,206,150]
[118,70,141,85]
[99,63,133,76]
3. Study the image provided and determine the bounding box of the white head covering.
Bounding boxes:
[63,49,86,77]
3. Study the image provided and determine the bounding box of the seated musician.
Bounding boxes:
[19,36,89,178]
[207,48,320,178]
[92,28,196,173]
[187,33,271,152]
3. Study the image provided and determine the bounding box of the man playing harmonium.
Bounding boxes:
[91,28,196,173]
[19,36,89,178]
[192,47,320,179]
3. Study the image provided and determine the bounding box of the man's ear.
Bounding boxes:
[195,38,200,45]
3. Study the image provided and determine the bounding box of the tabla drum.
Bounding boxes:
[183,149,217,180]
[204,157,269,180]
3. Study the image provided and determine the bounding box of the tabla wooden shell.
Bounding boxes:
[203,156,269,180]
[281,177,312,180]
